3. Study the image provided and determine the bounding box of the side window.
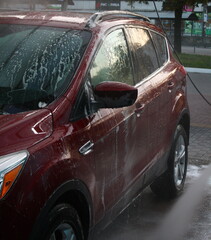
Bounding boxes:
[90,29,134,87]
[150,31,168,66]
[127,28,159,83]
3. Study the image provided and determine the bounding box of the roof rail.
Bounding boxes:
[85,11,150,28]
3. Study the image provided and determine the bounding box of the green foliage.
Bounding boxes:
[178,53,211,68]
[163,0,209,11]
[125,0,211,53]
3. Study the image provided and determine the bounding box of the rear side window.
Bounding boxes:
[150,31,168,66]
[90,29,134,87]
[127,28,159,83]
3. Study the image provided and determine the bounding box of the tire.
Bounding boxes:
[36,203,84,240]
[150,125,188,199]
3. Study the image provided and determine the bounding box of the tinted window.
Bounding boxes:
[90,29,133,87]
[150,31,168,66]
[127,28,159,83]
[0,24,91,114]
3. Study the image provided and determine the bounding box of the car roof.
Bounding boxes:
[0,10,164,36]
[0,11,93,28]
[0,10,153,29]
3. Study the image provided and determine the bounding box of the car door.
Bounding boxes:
[87,28,131,219]
[68,79,117,222]
[127,27,174,170]
[113,78,151,195]
[125,27,161,175]
[88,27,149,211]
[148,30,176,160]
[89,109,117,221]
[93,27,151,198]
[68,28,138,222]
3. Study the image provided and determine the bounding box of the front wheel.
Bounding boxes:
[35,203,84,240]
[150,125,188,198]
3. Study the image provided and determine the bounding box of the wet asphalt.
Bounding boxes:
[91,72,211,240]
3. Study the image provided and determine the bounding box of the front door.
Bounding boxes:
[89,27,151,203]
[88,27,145,211]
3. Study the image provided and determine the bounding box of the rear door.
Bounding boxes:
[127,27,175,171]
[149,31,176,159]
[126,27,160,170]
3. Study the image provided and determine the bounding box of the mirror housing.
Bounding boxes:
[94,81,137,109]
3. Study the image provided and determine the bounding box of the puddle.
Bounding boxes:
[187,164,208,179]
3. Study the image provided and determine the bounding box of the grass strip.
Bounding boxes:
[177,53,211,69]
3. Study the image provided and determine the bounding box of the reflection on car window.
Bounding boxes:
[150,31,168,66]
[0,24,91,114]
[90,29,133,87]
[127,28,159,83]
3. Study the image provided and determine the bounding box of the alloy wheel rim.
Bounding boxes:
[49,223,76,240]
[174,135,186,187]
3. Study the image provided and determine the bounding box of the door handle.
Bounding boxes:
[79,141,94,156]
[135,104,145,117]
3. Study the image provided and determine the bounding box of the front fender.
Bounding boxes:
[4,139,94,240]
[29,179,93,240]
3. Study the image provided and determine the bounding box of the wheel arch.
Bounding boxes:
[30,179,92,240]
[171,89,190,144]
[178,110,190,144]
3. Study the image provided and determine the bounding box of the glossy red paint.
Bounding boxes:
[0,109,53,156]
[94,82,138,108]
[0,11,189,240]
[95,81,137,91]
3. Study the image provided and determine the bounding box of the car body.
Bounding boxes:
[0,10,190,240]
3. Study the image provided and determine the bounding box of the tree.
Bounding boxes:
[126,0,209,53]
[163,0,209,53]
[29,0,35,10]
[61,0,74,11]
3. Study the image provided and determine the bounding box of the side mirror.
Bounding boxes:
[94,81,137,109]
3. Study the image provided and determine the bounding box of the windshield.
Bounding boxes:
[0,24,91,114]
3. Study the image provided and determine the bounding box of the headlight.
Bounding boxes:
[0,151,28,199]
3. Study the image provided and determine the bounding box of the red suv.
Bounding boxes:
[0,11,189,240]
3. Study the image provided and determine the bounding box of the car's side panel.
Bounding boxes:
[113,80,151,193]
[124,26,162,174]
[147,67,176,165]
[86,27,145,213]
[89,109,117,221]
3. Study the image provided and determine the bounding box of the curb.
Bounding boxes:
[186,67,211,74]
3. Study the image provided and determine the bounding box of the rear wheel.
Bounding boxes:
[150,125,188,198]
[37,203,84,240]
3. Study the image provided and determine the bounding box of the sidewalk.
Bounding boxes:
[187,73,211,161]
[186,67,211,74]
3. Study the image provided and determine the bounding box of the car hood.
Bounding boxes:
[0,109,53,156]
